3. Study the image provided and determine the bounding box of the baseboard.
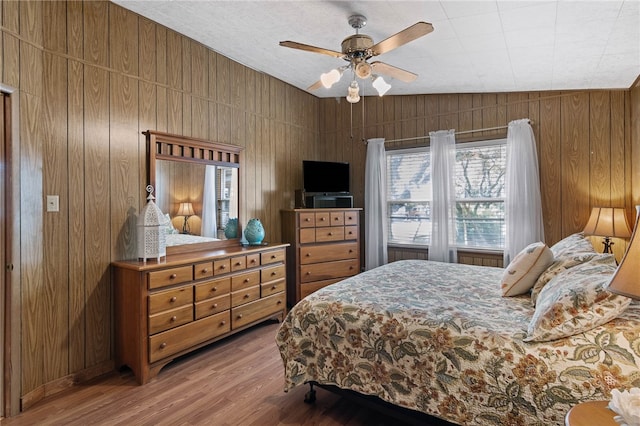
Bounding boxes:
[21,360,114,411]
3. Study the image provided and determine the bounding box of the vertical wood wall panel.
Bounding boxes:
[83,1,108,66]
[589,92,611,205]
[66,1,83,58]
[42,53,69,382]
[109,4,138,76]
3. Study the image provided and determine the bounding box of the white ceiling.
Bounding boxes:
[113,1,640,99]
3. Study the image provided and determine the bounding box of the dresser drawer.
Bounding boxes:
[300,242,358,264]
[194,294,231,319]
[148,286,193,315]
[231,270,261,292]
[300,278,344,299]
[261,264,285,282]
[330,211,344,226]
[344,225,358,240]
[148,266,193,289]
[230,256,246,272]
[300,259,359,283]
[261,249,285,265]
[299,212,316,228]
[315,212,330,226]
[149,311,230,363]
[231,285,260,307]
[194,261,214,280]
[344,211,358,225]
[315,226,345,242]
[148,305,193,335]
[232,292,285,329]
[246,253,260,269]
[261,279,285,297]
[194,277,231,302]
[214,258,231,275]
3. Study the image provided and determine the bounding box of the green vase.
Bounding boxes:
[244,218,265,245]
[224,218,238,239]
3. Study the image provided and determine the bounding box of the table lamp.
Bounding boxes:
[177,202,195,234]
[606,206,640,299]
[583,207,632,253]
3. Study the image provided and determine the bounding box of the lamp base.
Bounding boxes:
[182,216,191,234]
[602,236,613,254]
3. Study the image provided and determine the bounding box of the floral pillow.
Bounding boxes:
[164,213,179,235]
[501,242,554,296]
[549,232,596,258]
[530,251,609,305]
[525,257,631,342]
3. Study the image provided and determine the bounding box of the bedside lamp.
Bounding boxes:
[583,207,632,253]
[606,206,640,299]
[177,202,195,234]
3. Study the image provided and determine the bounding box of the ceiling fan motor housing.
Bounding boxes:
[341,34,373,59]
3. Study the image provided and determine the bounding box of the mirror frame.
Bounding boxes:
[144,130,243,254]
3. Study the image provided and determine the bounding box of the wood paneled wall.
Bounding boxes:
[0,0,318,411]
[318,90,638,263]
[1,0,639,415]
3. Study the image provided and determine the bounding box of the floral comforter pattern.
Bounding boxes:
[276,260,640,426]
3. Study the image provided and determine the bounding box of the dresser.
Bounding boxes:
[112,243,288,384]
[281,208,361,306]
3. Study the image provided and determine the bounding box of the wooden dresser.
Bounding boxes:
[281,208,362,306]
[112,243,288,384]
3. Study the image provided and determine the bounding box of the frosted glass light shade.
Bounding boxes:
[372,75,391,96]
[346,80,360,103]
[321,69,342,88]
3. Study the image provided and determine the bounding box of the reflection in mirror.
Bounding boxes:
[155,160,239,245]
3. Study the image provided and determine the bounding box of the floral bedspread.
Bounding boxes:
[276,260,640,426]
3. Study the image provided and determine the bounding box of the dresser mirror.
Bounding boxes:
[145,130,243,254]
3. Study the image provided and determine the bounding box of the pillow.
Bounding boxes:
[164,213,178,235]
[501,242,554,296]
[524,256,630,342]
[530,251,606,305]
[549,232,596,258]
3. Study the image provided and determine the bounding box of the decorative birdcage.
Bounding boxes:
[137,185,167,262]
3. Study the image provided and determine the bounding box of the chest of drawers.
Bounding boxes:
[112,243,288,384]
[281,208,361,306]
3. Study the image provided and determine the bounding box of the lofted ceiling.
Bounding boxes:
[113,1,640,99]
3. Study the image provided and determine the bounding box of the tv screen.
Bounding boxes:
[303,160,350,194]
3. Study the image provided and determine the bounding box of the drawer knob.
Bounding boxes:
[349,249,353,253]
[170,316,177,322]
[235,262,241,266]
[277,300,282,305]
[212,303,218,308]
[237,314,243,319]
[271,255,276,259]
[244,293,250,299]
[201,268,209,274]
[244,278,250,283]
[212,286,217,292]
[306,272,311,276]
[221,320,226,325]
[306,253,311,257]
[348,232,353,235]
[271,285,277,290]
[220,265,226,269]
[334,217,338,220]
[305,218,310,222]
[170,296,177,303]
[169,274,177,279]
[250,259,256,263]
[160,342,167,349]
[328,232,333,236]
[320,217,325,221]
[348,216,353,220]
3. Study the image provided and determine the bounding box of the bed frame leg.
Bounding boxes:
[304,383,316,404]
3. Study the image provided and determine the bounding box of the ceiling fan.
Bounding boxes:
[280,15,433,103]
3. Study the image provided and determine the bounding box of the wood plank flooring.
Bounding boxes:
[1,321,450,425]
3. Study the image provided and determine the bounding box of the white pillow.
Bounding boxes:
[501,242,554,296]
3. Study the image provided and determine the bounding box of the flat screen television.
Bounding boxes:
[303,160,350,194]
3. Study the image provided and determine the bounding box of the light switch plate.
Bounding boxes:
[46,195,59,212]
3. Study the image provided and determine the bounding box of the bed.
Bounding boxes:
[275,233,640,425]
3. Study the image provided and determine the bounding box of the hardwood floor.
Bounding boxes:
[1,321,450,426]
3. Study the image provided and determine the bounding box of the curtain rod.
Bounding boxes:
[380,121,532,144]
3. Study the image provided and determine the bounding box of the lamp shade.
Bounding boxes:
[177,202,195,217]
[583,207,631,238]
[606,207,640,299]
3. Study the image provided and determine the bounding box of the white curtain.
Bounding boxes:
[504,119,545,264]
[201,165,217,238]
[365,138,388,270]
[429,130,457,263]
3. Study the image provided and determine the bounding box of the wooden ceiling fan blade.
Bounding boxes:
[279,41,345,58]
[371,61,418,83]
[307,80,324,91]
[371,22,434,56]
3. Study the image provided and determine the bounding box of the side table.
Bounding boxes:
[565,401,618,426]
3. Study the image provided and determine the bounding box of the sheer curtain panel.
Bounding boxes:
[365,138,388,270]
[429,130,457,263]
[201,165,217,238]
[504,119,545,264]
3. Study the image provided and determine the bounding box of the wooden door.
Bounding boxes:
[1,90,7,418]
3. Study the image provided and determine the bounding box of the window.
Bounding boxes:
[386,139,506,249]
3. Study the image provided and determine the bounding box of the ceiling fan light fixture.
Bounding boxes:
[320,68,342,88]
[346,80,360,103]
[355,61,372,79]
[372,75,391,96]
